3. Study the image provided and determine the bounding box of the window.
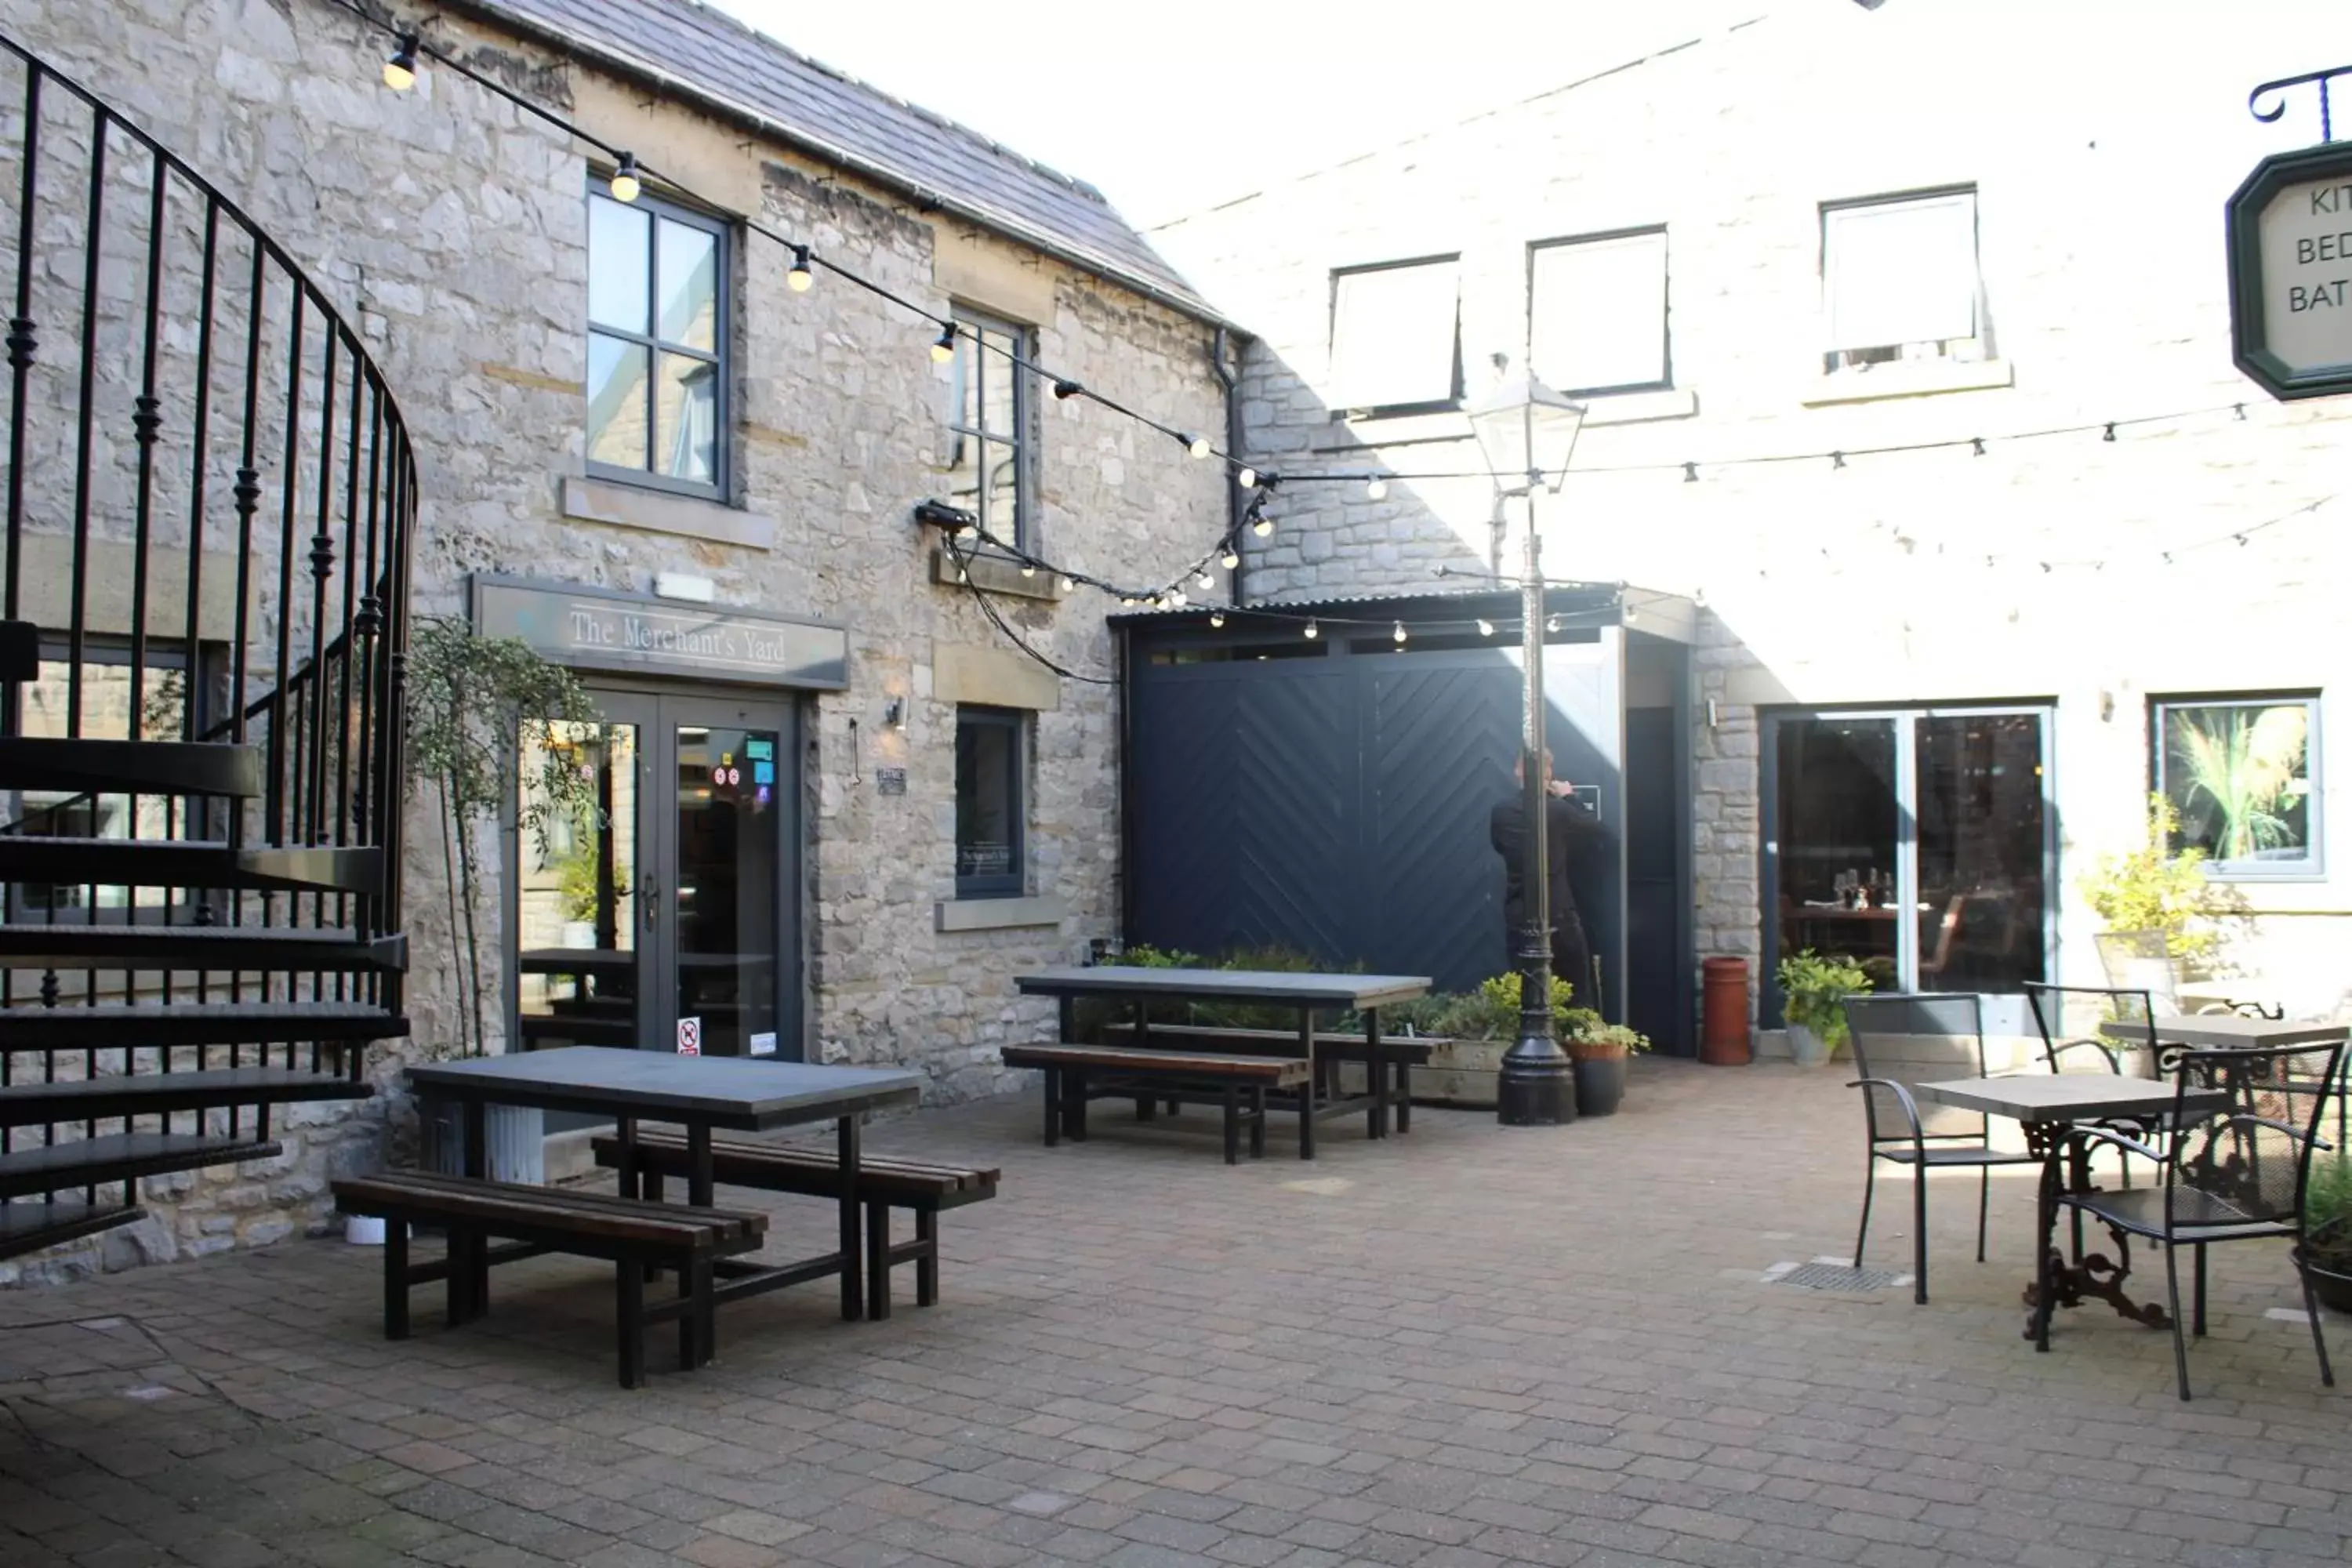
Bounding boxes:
[1820,188,1981,371]
[2152,694,2320,876]
[955,706,1025,898]
[1529,228,1670,395]
[945,309,1033,550]
[1328,256,1461,415]
[586,187,728,495]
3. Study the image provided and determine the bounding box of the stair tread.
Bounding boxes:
[0,1066,370,1112]
[0,839,381,895]
[0,1131,282,1196]
[0,999,397,1020]
[0,1200,144,1261]
[0,737,263,797]
[0,926,407,972]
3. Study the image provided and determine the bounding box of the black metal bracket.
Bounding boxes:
[2250,65,2352,143]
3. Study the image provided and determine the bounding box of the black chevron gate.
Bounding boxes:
[1123,636,1631,1014]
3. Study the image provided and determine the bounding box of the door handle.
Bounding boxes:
[641,877,659,928]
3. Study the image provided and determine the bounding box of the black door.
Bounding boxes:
[514,688,800,1062]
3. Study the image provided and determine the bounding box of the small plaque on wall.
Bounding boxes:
[876,768,907,795]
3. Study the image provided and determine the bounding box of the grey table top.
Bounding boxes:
[1014,966,1432,1010]
[1915,1074,2227,1123]
[406,1047,924,1129]
[2098,1014,2348,1050]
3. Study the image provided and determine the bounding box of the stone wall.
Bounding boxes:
[1153,1,2352,1035]
[0,0,1227,1281]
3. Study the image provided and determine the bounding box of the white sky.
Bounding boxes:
[706,0,2348,228]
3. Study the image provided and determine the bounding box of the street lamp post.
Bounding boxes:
[1466,372,1588,1127]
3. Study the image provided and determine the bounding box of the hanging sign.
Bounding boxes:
[2227,141,2352,400]
[676,1016,702,1055]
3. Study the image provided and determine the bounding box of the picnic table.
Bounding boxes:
[1915,1074,2230,1350]
[405,1048,922,1348]
[1011,967,1431,1159]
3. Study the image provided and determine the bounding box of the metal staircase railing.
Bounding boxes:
[0,31,416,1264]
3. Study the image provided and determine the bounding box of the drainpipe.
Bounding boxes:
[1211,326,1247,606]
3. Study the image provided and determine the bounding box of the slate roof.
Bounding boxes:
[462,0,1221,323]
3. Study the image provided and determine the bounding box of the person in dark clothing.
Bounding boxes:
[1490,750,1611,1010]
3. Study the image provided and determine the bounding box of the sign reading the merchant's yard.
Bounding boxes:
[471,575,848,690]
[2227,141,2352,400]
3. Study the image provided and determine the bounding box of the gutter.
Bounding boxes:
[1211,325,1247,607]
[448,0,1237,332]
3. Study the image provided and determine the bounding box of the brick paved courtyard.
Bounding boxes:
[2,1062,2346,1568]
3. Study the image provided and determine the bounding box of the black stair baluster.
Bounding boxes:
[3,59,38,638]
[129,147,167,742]
[184,201,218,749]
[271,280,304,858]
[67,105,107,735]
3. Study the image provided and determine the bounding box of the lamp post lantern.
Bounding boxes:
[1466,372,1588,1127]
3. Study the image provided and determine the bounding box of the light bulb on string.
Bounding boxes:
[609,153,642,204]
[787,245,814,292]
[1195,568,1214,590]
[1237,466,1258,490]
[1304,619,1319,641]
[1020,563,1036,578]
[1624,603,1640,626]
[1392,621,1407,644]
[930,324,958,364]
[1251,514,1273,539]
[1060,575,1076,593]
[383,32,420,91]
[1208,611,1225,629]
[1476,619,1494,637]
[1366,477,1388,501]
[1169,591,1188,608]
[1221,549,1240,570]
[1544,615,1559,633]
[1181,433,1211,459]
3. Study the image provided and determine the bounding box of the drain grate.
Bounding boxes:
[1770,1261,1907,1293]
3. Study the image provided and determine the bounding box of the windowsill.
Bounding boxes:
[1802,358,2013,407]
[931,548,1064,602]
[561,475,777,549]
[935,894,1067,932]
[1583,387,1699,426]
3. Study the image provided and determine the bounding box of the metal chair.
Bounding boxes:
[2022,981,2171,1192]
[2093,931,2281,1020]
[1842,993,2041,1305]
[2055,1039,2344,1400]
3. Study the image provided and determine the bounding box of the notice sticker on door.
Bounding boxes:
[677,1016,702,1055]
[750,1032,777,1058]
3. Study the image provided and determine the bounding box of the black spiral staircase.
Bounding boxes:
[0,34,414,1265]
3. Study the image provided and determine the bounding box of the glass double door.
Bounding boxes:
[1768,707,2051,1004]
[515,689,797,1061]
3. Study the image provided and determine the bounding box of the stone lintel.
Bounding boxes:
[933,640,1061,711]
[935,894,1068,932]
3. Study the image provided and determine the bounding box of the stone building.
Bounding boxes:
[1148,1,2352,1047]
[0,0,1232,1279]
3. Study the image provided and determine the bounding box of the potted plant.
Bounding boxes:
[2081,795,2230,977]
[1563,1008,1648,1116]
[404,616,605,1181]
[1776,949,1871,1066]
[2297,1152,2352,1316]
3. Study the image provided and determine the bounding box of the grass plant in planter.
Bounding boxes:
[2297,1152,2352,1317]
[1563,1009,1649,1116]
[1776,949,1871,1066]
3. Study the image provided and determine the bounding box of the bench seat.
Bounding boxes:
[1000,1044,1309,1162]
[590,1131,997,1319]
[332,1171,766,1388]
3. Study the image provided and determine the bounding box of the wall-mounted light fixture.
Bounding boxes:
[2098,689,2115,723]
[1706,697,1720,730]
[884,697,906,730]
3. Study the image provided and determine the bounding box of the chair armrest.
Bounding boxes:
[2220,1112,2332,1152]
[1846,1077,1925,1138]
[2050,1037,2122,1074]
[2071,1124,2165,1163]
[2223,999,2286,1020]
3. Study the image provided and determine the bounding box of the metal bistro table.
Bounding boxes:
[1916,1074,2229,1349]
[2100,1013,2349,1052]
[405,1048,921,1356]
[1012,967,1431,1158]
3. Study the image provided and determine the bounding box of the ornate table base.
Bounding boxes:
[2022,1121,2172,1347]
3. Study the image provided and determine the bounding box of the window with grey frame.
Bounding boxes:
[955,706,1026,898]
[2151,692,2321,877]
[946,310,1034,550]
[1327,256,1462,416]
[1820,187,1984,372]
[586,186,728,496]
[1528,227,1670,397]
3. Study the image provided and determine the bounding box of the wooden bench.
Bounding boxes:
[332,1171,767,1388]
[1000,1044,1311,1161]
[589,1131,998,1319]
[1099,1023,1443,1134]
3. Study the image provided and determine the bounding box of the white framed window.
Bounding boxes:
[1529,227,1670,396]
[1328,256,1461,415]
[1821,188,1981,370]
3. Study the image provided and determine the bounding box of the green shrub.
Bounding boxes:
[1776,949,1872,1049]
